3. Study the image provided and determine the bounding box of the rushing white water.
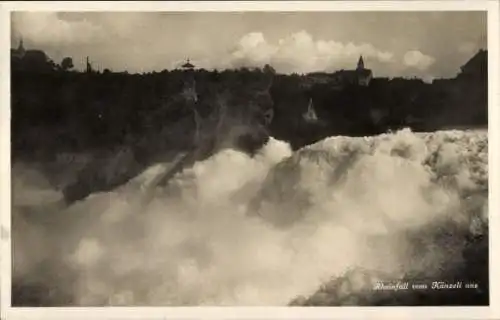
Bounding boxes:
[11,128,488,306]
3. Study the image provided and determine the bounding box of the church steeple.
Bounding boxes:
[16,36,25,57]
[357,55,365,70]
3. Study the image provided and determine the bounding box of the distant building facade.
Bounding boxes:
[181,59,198,103]
[181,58,195,71]
[331,56,373,87]
[11,38,26,59]
[303,55,373,89]
[11,38,55,73]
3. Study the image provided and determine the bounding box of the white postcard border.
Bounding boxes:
[1,1,498,319]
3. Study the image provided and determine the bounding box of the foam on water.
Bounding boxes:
[11,129,488,306]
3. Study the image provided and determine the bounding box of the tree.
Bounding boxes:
[48,59,57,71]
[61,57,74,71]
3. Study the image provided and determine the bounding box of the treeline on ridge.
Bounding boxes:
[10,50,487,160]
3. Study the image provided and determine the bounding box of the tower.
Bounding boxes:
[12,37,26,59]
[18,37,25,56]
[179,58,200,144]
[355,55,372,86]
[181,58,195,71]
[86,56,93,73]
[180,58,198,103]
[181,58,196,87]
[357,55,365,70]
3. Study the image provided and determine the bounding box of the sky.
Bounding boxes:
[11,11,487,80]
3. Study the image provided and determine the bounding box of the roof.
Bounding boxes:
[182,59,195,69]
[333,70,357,76]
[333,68,372,78]
[357,56,364,67]
[309,72,331,76]
[357,68,373,77]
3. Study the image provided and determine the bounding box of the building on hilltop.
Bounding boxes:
[305,72,332,85]
[331,55,373,87]
[181,57,196,81]
[180,58,198,103]
[11,37,26,59]
[303,55,373,89]
[356,56,373,86]
[11,38,55,73]
[357,55,365,69]
[11,38,48,63]
[181,58,196,71]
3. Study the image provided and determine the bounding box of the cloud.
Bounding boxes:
[12,12,103,46]
[226,30,395,74]
[403,50,436,71]
[230,32,277,67]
